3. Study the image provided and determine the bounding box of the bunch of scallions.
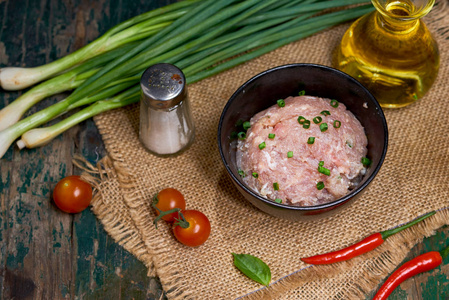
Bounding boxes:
[0,0,374,159]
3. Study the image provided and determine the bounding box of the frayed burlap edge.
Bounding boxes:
[77,0,449,298]
[238,209,449,300]
[239,2,449,298]
[73,154,156,275]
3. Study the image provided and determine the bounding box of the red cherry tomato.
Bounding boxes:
[173,210,211,247]
[154,188,186,222]
[53,175,92,213]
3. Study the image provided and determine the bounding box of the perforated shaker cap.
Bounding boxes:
[140,63,186,109]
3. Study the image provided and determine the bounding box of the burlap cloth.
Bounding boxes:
[81,1,449,299]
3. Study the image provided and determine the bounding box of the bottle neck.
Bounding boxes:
[372,0,434,33]
[376,11,420,33]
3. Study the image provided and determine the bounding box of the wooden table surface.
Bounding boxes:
[0,1,448,299]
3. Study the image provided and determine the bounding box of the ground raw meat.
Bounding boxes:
[236,95,368,206]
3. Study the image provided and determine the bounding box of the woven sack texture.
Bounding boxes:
[85,1,449,298]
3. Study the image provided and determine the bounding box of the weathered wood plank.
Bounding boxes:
[1,0,448,299]
[0,0,172,299]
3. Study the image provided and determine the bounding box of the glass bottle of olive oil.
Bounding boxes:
[335,0,439,108]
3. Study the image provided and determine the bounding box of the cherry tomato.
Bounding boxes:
[173,210,211,247]
[154,188,186,222]
[53,175,92,213]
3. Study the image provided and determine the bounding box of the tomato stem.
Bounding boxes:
[174,213,190,229]
[153,208,181,229]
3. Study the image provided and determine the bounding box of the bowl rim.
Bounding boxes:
[218,63,388,211]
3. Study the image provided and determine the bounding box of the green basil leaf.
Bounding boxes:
[232,253,271,286]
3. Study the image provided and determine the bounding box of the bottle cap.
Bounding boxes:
[140,63,186,109]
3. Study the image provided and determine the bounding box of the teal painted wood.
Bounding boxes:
[1,0,448,299]
[0,0,176,299]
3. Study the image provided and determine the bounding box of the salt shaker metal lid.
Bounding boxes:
[139,63,195,156]
[140,63,186,109]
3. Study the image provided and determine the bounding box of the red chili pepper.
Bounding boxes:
[301,211,435,265]
[373,245,449,300]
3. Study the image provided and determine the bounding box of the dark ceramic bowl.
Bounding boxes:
[218,64,388,221]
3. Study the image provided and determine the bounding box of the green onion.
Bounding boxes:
[252,172,259,178]
[238,132,247,140]
[298,90,305,96]
[243,121,251,130]
[268,133,275,139]
[273,182,279,190]
[318,166,331,176]
[0,1,196,90]
[0,1,375,159]
[275,198,282,203]
[287,151,293,158]
[259,142,266,150]
[313,116,322,124]
[303,120,311,129]
[307,137,315,144]
[235,119,244,127]
[330,99,339,108]
[316,181,325,190]
[319,161,324,166]
[320,110,330,116]
[297,116,306,124]
[346,140,353,148]
[238,169,246,177]
[230,131,238,139]
[17,89,141,150]
[333,120,341,128]
[277,99,285,107]
[320,123,328,132]
[362,157,372,166]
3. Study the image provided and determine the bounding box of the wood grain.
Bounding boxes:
[0,0,448,299]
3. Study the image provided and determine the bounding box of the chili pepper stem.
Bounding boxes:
[301,211,437,265]
[380,211,436,240]
[440,244,449,260]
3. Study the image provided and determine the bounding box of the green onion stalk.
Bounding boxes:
[0,0,373,158]
[0,42,144,131]
[12,4,374,154]
[0,0,200,90]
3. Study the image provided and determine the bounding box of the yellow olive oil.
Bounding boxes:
[335,0,439,108]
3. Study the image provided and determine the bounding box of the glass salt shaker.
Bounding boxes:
[139,63,195,156]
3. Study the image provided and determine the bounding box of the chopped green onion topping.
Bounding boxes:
[346,140,353,148]
[230,131,238,139]
[297,116,306,124]
[362,157,372,166]
[268,133,275,139]
[330,99,339,108]
[238,169,246,177]
[243,121,251,130]
[333,120,341,128]
[259,142,266,150]
[252,172,258,178]
[238,132,246,140]
[235,119,244,127]
[298,90,305,96]
[287,151,293,158]
[320,110,331,116]
[319,161,324,167]
[320,123,328,132]
[317,181,325,190]
[303,120,311,129]
[277,99,285,107]
[307,137,315,144]
[273,182,279,190]
[313,116,322,124]
[318,166,331,176]
[275,198,282,204]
